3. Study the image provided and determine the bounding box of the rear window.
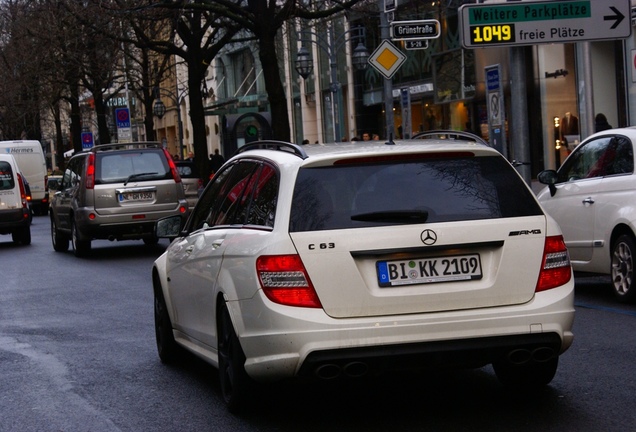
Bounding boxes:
[0,161,16,190]
[95,151,170,184]
[290,155,542,232]
[176,163,197,178]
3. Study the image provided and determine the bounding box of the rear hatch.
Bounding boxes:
[0,160,21,210]
[92,149,183,216]
[288,152,547,318]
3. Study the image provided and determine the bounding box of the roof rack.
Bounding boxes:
[91,142,161,152]
[411,130,490,147]
[235,140,308,159]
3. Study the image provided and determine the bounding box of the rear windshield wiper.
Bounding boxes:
[351,210,429,223]
[124,172,158,185]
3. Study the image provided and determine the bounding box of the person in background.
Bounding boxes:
[186,151,195,161]
[301,139,310,145]
[362,132,371,141]
[594,113,612,132]
[209,149,225,174]
[372,134,380,140]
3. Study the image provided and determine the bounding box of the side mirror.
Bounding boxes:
[537,170,558,197]
[156,215,184,239]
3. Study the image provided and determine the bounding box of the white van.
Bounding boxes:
[0,153,31,244]
[0,140,47,215]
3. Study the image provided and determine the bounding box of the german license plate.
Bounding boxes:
[377,253,482,287]
[119,191,154,202]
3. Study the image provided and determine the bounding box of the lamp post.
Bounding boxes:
[153,86,184,158]
[294,22,370,142]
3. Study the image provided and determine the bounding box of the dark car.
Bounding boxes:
[175,160,203,208]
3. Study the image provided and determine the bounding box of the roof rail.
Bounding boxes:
[411,130,490,147]
[235,140,308,159]
[92,142,161,152]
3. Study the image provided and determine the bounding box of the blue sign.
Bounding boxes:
[81,132,94,149]
[486,67,500,92]
[115,108,131,129]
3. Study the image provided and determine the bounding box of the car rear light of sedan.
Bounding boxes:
[535,235,572,292]
[256,255,322,308]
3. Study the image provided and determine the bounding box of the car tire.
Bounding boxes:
[143,235,159,246]
[154,285,181,364]
[611,234,636,303]
[493,356,558,387]
[218,301,252,414]
[11,226,31,245]
[51,217,69,252]
[71,220,91,257]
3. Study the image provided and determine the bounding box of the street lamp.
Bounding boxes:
[295,23,370,142]
[153,86,183,157]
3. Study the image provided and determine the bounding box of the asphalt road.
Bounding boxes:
[1,215,635,431]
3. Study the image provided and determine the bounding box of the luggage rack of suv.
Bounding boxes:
[411,130,490,146]
[235,140,309,159]
[91,142,161,152]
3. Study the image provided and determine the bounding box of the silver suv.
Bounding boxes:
[50,142,188,256]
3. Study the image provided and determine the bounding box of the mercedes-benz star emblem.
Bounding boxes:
[420,229,437,245]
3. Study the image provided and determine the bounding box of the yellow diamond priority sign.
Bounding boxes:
[368,40,406,80]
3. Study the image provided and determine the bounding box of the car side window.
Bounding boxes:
[606,137,633,176]
[557,137,612,182]
[62,157,83,189]
[240,164,278,227]
[188,161,260,230]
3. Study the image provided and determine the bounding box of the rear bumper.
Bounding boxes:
[0,208,30,232]
[231,283,575,382]
[74,204,187,240]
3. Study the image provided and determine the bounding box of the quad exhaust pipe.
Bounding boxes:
[507,347,555,365]
[314,361,369,380]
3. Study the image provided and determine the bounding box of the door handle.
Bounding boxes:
[211,239,224,250]
[185,245,194,255]
[582,197,595,205]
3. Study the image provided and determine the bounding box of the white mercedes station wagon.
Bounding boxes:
[152,137,575,412]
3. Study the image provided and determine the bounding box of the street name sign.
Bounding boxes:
[459,0,631,48]
[405,40,429,50]
[391,20,441,41]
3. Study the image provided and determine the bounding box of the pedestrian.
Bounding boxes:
[594,113,612,132]
[372,134,380,140]
[301,139,309,145]
[362,132,371,141]
[186,151,195,161]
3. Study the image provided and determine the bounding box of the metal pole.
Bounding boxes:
[379,2,394,140]
[510,47,530,184]
[329,23,340,142]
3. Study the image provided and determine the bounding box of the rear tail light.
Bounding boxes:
[536,235,572,292]
[256,255,322,308]
[163,149,182,183]
[16,173,28,210]
[86,153,96,189]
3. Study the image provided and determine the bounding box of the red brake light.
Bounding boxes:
[16,173,28,209]
[86,153,96,189]
[163,149,182,183]
[256,255,322,308]
[536,235,572,292]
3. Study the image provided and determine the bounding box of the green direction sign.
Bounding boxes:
[459,0,631,48]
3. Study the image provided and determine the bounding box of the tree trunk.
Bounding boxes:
[258,34,291,142]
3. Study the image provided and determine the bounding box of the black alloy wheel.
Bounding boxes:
[218,302,252,413]
[51,217,69,252]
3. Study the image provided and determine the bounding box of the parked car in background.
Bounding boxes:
[0,140,48,215]
[175,160,202,208]
[0,153,31,244]
[49,142,188,257]
[152,137,575,413]
[47,175,62,213]
[538,127,636,303]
